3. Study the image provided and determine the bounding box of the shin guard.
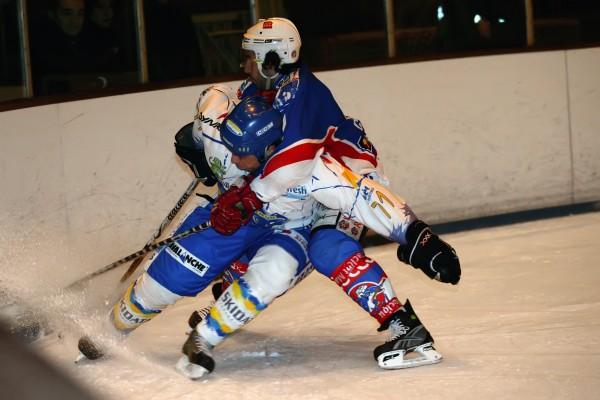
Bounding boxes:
[198,277,267,347]
[330,252,402,324]
[110,282,162,333]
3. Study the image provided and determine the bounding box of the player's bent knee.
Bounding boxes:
[244,245,298,303]
[111,274,181,332]
[309,228,362,277]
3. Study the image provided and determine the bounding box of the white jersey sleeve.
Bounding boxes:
[308,153,417,244]
[193,85,245,190]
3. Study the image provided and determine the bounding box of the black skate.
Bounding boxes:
[187,308,210,330]
[75,335,105,362]
[374,300,442,369]
[175,328,215,379]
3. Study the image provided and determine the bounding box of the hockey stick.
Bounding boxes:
[118,178,202,283]
[65,221,212,290]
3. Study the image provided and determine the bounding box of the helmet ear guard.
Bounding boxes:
[263,51,281,71]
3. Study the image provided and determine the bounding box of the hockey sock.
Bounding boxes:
[198,277,267,347]
[110,282,162,333]
[210,261,249,301]
[330,252,402,324]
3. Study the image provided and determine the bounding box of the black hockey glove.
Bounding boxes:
[397,220,461,285]
[174,122,217,186]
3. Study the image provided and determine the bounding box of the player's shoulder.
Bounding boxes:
[273,67,305,111]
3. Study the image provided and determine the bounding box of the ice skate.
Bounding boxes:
[186,305,212,332]
[176,328,215,379]
[75,335,105,363]
[374,299,442,369]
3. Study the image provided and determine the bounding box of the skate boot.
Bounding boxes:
[187,306,212,330]
[176,328,215,379]
[374,299,442,369]
[75,335,105,362]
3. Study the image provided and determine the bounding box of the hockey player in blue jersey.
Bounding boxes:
[237,17,459,281]
[231,17,461,369]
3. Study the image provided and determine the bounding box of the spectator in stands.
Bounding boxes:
[85,0,130,73]
[89,0,113,29]
[30,0,125,95]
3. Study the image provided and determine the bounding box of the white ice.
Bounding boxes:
[8,212,600,399]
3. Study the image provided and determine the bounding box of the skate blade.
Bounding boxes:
[377,343,443,369]
[175,355,210,380]
[74,352,90,364]
[74,349,109,364]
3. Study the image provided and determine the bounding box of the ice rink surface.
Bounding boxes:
[8,212,600,399]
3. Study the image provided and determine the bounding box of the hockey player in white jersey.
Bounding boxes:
[77,90,317,362]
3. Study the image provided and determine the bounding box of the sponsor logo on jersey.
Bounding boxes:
[208,156,226,179]
[256,121,274,137]
[252,210,288,227]
[336,216,365,240]
[166,242,209,277]
[196,112,222,129]
[226,119,243,136]
[285,185,308,199]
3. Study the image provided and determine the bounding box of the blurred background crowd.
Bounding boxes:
[0,0,599,101]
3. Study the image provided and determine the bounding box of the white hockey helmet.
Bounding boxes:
[242,17,301,66]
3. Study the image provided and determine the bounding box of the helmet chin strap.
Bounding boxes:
[258,61,280,90]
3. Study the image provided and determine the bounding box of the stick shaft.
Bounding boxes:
[66,221,211,290]
[65,177,207,290]
[118,178,201,282]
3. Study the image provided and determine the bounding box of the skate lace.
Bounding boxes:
[387,319,410,342]
[192,331,213,353]
[196,305,212,320]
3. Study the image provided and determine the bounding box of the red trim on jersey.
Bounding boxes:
[260,123,378,179]
[323,126,378,169]
[261,140,325,177]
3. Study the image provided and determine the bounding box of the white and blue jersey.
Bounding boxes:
[146,84,317,297]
